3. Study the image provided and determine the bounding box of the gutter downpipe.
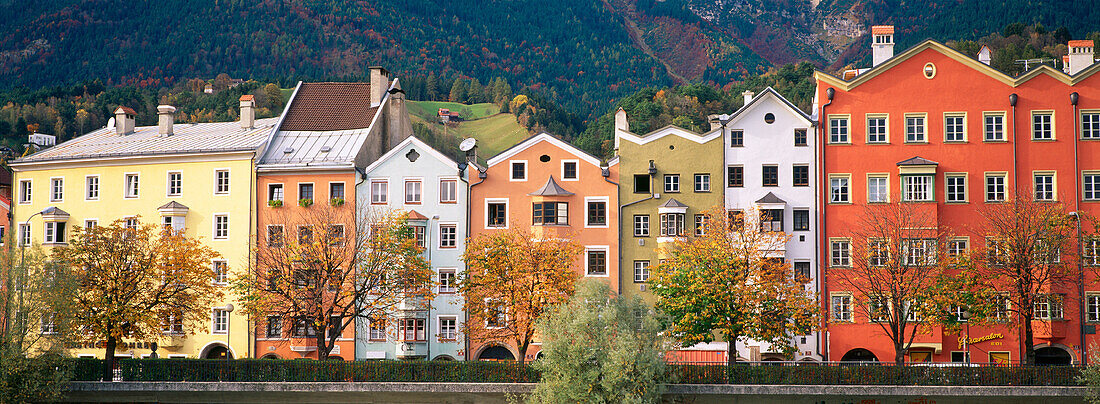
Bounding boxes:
[465,163,486,361]
[601,165,621,295]
[818,87,834,361]
[1072,92,1087,366]
[355,166,368,361]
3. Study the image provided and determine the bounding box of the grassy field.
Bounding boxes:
[410,112,528,159]
[407,101,499,122]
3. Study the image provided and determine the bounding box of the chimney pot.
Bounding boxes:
[239,95,255,129]
[742,90,755,105]
[1067,40,1095,75]
[369,66,389,107]
[157,105,176,136]
[114,106,136,135]
[871,25,895,67]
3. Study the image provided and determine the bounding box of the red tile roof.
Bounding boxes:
[114,106,136,115]
[239,94,255,102]
[1069,40,1094,48]
[406,210,428,220]
[279,83,377,132]
[871,25,895,35]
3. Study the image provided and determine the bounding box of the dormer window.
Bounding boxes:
[533,202,568,225]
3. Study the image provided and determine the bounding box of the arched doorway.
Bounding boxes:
[202,344,233,359]
[1035,347,1072,365]
[477,346,515,361]
[840,348,878,362]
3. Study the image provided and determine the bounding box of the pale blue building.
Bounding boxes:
[356,136,468,360]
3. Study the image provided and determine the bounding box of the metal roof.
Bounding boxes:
[259,128,371,166]
[897,156,939,166]
[528,176,575,196]
[660,198,688,208]
[755,192,787,205]
[15,118,277,164]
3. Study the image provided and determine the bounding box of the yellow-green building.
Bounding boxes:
[9,101,274,359]
[614,108,725,302]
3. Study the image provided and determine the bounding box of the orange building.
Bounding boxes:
[816,30,1100,364]
[468,132,619,361]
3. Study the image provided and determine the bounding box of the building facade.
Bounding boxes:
[816,30,1100,364]
[357,136,468,361]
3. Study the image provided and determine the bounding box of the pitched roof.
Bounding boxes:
[487,132,603,168]
[871,25,894,35]
[660,198,688,208]
[278,82,377,132]
[363,136,460,174]
[13,118,277,164]
[528,176,575,196]
[406,210,429,220]
[1069,40,1094,48]
[114,106,136,115]
[755,192,786,204]
[897,156,939,166]
[158,201,189,210]
[41,206,69,216]
[728,86,812,124]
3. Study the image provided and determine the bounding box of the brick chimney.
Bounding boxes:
[239,95,255,129]
[871,25,895,67]
[114,106,135,135]
[1067,40,1095,75]
[742,90,755,105]
[369,66,389,107]
[157,105,176,136]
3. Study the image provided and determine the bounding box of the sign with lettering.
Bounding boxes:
[958,333,1004,349]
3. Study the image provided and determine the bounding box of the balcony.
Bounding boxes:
[1032,320,1067,340]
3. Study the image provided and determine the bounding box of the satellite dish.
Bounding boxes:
[459,138,477,152]
[107,117,115,130]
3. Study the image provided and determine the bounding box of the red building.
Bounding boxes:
[815,29,1100,364]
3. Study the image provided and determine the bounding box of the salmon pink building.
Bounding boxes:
[815,28,1100,364]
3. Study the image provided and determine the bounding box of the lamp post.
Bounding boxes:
[961,310,972,365]
[225,303,234,361]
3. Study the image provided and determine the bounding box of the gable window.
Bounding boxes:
[793,209,809,231]
[867,116,887,143]
[439,224,456,248]
[268,183,284,203]
[664,175,680,193]
[830,176,850,203]
[370,180,388,204]
[215,170,230,194]
[533,202,568,225]
[167,172,182,196]
[793,165,809,187]
[730,130,744,147]
[946,174,967,203]
[1084,112,1100,139]
[945,114,966,142]
[727,166,743,187]
[633,260,650,283]
[984,113,1005,141]
[213,215,229,239]
[329,182,345,200]
[634,174,651,194]
[586,200,607,226]
[868,175,888,203]
[511,161,527,180]
[586,249,607,276]
[86,176,99,200]
[829,117,849,144]
[439,180,458,203]
[902,175,933,202]
[1034,172,1055,201]
[905,115,926,143]
[1033,112,1053,140]
[562,161,578,180]
[405,180,422,204]
[762,165,778,187]
[985,174,1007,202]
[487,201,508,227]
[124,174,140,198]
[659,213,685,237]
[633,215,650,237]
[794,129,808,146]
[298,183,314,201]
[694,174,710,192]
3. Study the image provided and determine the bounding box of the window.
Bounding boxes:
[905,115,926,143]
[761,209,783,232]
[267,225,284,247]
[487,201,507,227]
[794,262,811,280]
[586,249,607,276]
[369,319,386,340]
[868,176,888,203]
[213,309,229,334]
[869,296,890,322]
[329,182,345,200]
[266,316,282,338]
[633,260,650,283]
[399,318,426,341]
[634,174,650,193]
[794,129,808,146]
[84,219,97,229]
[727,166,743,187]
[869,239,888,267]
[298,183,314,201]
[948,238,969,257]
[903,238,937,266]
[728,210,744,231]
[830,176,850,203]
[38,313,55,335]
[214,215,228,239]
[1084,112,1100,139]
[86,176,99,200]
[830,239,850,267]
[19,223,29,247]
[1033,112,1053,140]
[439,180,457,203]
[586,200,607,226]
[633,215,650,237]
[439,224,456,248]
[562,161,578,180]
[268,183,284,202]
[404,180,422,204]
[50,178,63,201]
[664,175,680,193]
[987,238,1007,266]
[44,222,65,244]
[19,180,31,204]
[1086,238,1100,266]
[124,174,139,198]
[292,317,317,337]
[1034,294,1064,320]
[730,130,743,147]
[984,113,1005,141]
[945,174,967,203]
[985,174,1007,202]
[793,210,809,231]
[1085,173,1100,200]
[439,317,457,341]
[125,217,138,230]
[533,202,568,225]
[486,301,507,328]
[215,170,230,194]
[439,269,456,293]
[902,175,933,202]
[762,165,778,187]
[659,213,685,237]
[1034,173,1055,201]
[793,165,809,187]
[694,214,706,236]
[162,312,183,335]
[944,114,966,142]
[867,116,887,143]
[829,117,849,143]
[694,174,710,192]
[1088,294,1100,323]
[370,180,388,204]
[167,172,182,196]
[511,161,526,180]
[831,294,852,322]
[212,261,228,284]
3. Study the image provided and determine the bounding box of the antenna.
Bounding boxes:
[459,137,478,165]
[107,117,116,130]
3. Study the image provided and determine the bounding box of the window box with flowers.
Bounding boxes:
[330,197,345,207]
[268,200,283,208]
[298,198,313,208]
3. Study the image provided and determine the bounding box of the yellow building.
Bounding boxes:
[9,100,274,359]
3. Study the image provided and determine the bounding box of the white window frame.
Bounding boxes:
[633,260,650,283]
[1085,172,1100,201]
[18,179,31,204]
[948,237,970,257]
[1032,111,1055,140]
[985,173,1008,202]
[829,175,850,204]
[831,293,853,322]
[633,214,650,237]
[213,214,229,240]
[43,221,66,245]
[983,111,1006,142]
[945,173,968,203]
[85,175,99,201]
[212,309,229,334]
[583,196,609,228]
[904,113,927,143]
[944,112,967,142]
[438,317,458,341]
[866,114,889,144]
[19,223,30,247]
[214,169,230,195]
[584,246,610,277]
[828,115,850,144]
[867,174,889,203]
[1033,171,1056,201]
[297,182,315,202]
[49,177,63,202]
[1083,110,1100,140]
[485,198,509,229]
[830,238,851,267]
[664,174,680,193]
[327,181,345,201]
[438,268,457,294]
[438,223,457,249]
[561,159,579,181]
[124,173,140,198]
[1087,293,1100,323]
[902,174,934,202]
[212,260,228,285]
[166,171,182,197]
[694,173,711,192]
[268,183,284,203]
[439,178,458,203]
[510,160,528,181]
[370,179,389,204]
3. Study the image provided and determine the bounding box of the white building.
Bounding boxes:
[723,87,820,362]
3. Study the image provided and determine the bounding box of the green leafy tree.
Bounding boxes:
[527,280,669,404]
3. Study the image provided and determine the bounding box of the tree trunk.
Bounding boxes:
[316,330,328,361]
[728,334,738,384]
[104,334,117,382]
[517,339,530,365]
[1023,317,1036,365]
[894,341,906,366]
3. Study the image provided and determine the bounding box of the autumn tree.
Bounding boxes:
[650,207,818,367]
[833,202,967,365]
[967,190,1085,364]
[460,226,581,364]
[52,219,222,381]
[234,206,433,360]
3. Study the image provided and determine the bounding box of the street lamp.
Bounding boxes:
[224,303,234,362]
[1069,211,1087,366]
[961,310,972,365]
